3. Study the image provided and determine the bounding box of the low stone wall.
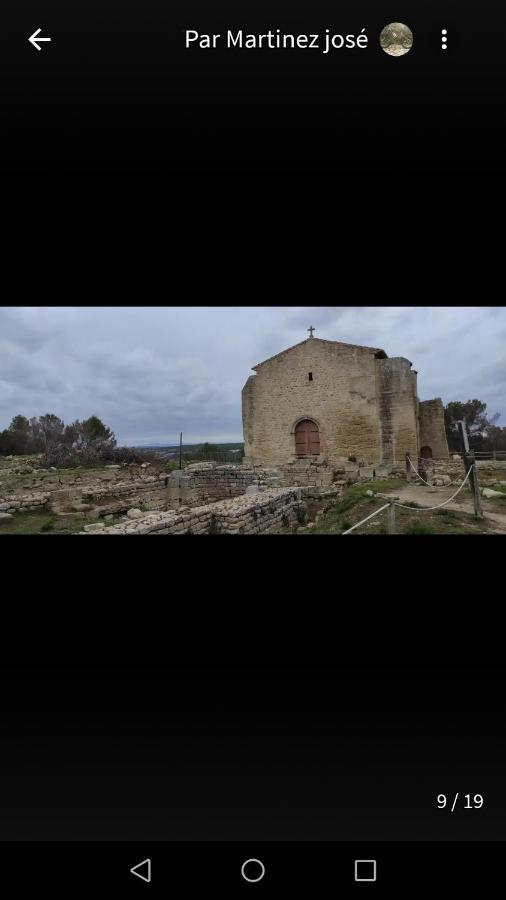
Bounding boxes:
[475,460,506,474]
[0,492,50,514]
[0,463,169,518]
[279,458,395,488]
[166,463,282,509]
[417,456,465,486]
[414,456,506,487]
[279,460,336,488]
[80,487,306,535]
[211,488,304,535]
[54,480,169,516]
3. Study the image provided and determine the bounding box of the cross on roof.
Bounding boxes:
[308,326,316,338]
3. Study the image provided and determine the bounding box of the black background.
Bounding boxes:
[1,0,505,173]
[1,536,503,846]
[2,661,504,842]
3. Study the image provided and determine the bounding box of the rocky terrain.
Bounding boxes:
[1,453,504,536]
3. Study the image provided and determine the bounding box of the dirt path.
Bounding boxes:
[380,484,506,535]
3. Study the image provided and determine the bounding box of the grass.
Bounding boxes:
[404,520,437,535]
[0,511,56,535]
[306,475,501,536]
[5,466,102,483]
[309,479,404,535]
[435,509,457,520]
[0,510,102,535]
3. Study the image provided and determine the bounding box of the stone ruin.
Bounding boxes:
[415,456,465,487]
[0,459,168,522]
[3,452,490,535]
[78,457,401,535]
[86,486,307,535]
[80,463,310,534]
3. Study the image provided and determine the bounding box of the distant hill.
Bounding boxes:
[133,442,245,462]
[136,443,244,452]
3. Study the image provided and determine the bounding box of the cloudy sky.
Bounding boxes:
[0,306,504,445]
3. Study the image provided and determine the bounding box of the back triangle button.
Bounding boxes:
[130,859,152,883]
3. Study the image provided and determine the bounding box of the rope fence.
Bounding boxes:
[407,455,465,488]
[343,465,476,535]
[395,466,474,511]
[342,503,391,536]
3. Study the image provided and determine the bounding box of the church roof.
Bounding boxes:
[253,338,388,371]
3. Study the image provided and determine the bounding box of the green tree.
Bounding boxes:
[0,411,118,462]
[77,416,116,450]
[445,400,500,451]
[63,421,80,448]
[8,415,32,453]
[0,429,14,455]
[483,424,506,452]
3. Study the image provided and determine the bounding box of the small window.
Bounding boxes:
[308,372,313,381]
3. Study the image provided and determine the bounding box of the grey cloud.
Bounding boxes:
[0,306,505,444]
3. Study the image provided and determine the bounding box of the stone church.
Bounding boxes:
[242,331,449,468]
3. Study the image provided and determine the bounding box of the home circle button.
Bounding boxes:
[241,859,266,883]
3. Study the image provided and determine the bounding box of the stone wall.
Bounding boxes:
[80,487,306,535]
[242,338,427,469]
[377,357,419,465]
[279,459,337,488]
[417,456,465,486]
[0,492,50,514]
[419,399,450,459]
[416,456,506,487]
[277,457,393,488]
[243,339,386,467]
[0,463,169,518]
[166,463,262,509]
[476,459,506,473]
[47,478,168,517]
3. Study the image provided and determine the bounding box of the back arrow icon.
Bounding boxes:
[130,859,152,883]
[29,28,52,51]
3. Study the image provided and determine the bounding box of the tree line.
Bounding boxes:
[444,400,506,452]
[0,414,117,466]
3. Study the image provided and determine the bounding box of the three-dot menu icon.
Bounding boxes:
[442,29,448,49]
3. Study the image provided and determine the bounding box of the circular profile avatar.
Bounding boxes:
[380,23,413,56]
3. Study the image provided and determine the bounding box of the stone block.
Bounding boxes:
[127,508,144,519]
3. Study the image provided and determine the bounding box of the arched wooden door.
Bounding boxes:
[295,420,320,457]
[420,446,433,459]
